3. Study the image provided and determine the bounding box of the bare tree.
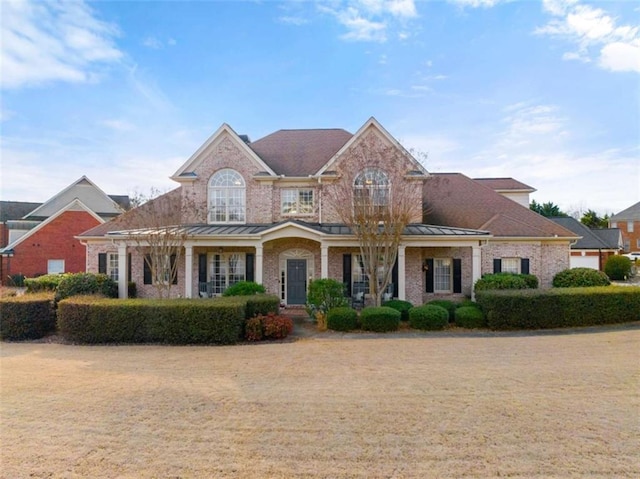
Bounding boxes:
[115,187,198,298]
[324,135,424,306]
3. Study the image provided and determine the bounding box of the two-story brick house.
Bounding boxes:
[610,201,640,254]
[79,118,576,305]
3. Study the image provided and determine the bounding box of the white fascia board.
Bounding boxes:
[171,123,277,181]
[315,117,429,177]
[6,198,105,250]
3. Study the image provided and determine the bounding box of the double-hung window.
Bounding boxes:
[208,169,245,223]
[352,254,370,294]
[108,253,119,281]
[500,257,520,274]
[281,189,313,215]
[433,258,452,292]
[210,253,246,295]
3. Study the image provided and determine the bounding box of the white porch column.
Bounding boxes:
[471,243,482,300]
[398,245,406,300]
[321,243,329,278]
[117,243,127,299]
[184,244,193,298]
[255,244,263,284]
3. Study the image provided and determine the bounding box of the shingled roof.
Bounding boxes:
[473,177,536,192]
[0,201,42,222]
[611,201,640,222]
[423,173,576,238]
[549,216,621,249]
[249,129,353,176]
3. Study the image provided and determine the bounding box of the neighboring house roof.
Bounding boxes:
[249,129,353,177]
[0,201,42,222]
[108,195,132,211]
[25,176,126,220]
[423,173,576,238]
[473,177,536,192]
[610,201,640,221]
[549,217,621,250]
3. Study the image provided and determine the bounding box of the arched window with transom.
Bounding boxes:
[353,168,390,212]
[208,169,246,223]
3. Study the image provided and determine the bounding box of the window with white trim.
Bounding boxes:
[108,253,119,281]
[352,254,370,294]
[353,168,390,214]
[208,169,245,224]
[628,221,634,233]
[501,257,520,274]
[209,253,246,295]
[47,259,65,274]
[281,189,313,215]
[433,258,452,292]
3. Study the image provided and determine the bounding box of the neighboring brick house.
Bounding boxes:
[79,118,576,304]
[549,217,622,270]
[610,201,640,253]
[0,176,129,283]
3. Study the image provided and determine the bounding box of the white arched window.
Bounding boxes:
[353,167,390,210]
[208,169,246,223]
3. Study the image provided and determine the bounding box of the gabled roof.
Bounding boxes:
[25,176,125,220]
[316,117,428,177]
[171,123,277,181]
[423,173,576,238]
[473,177,536,192]
[79,188,183,238]
[0,199,104,253]
[611,201,640,221]
[248,129,353,176]
[549,216,621,250]
[0,201,42,222]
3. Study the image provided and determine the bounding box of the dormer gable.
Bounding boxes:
[171,123,277,183]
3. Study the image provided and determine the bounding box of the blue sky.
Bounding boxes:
[1,0,638,216]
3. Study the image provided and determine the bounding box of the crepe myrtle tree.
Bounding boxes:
[116,188,202,299]
[324,136,424,306]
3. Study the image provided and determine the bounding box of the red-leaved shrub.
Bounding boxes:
[245,313,294,341]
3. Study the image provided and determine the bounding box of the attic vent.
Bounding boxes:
[238,134,251,143]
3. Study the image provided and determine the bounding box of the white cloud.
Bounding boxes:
[318,0,417,43]
[142,36,177,49]
[0,0,122,89]
[536,1,640,73]
[278,16,309,26]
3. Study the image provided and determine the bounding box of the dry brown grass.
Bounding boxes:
[2,329,639,478]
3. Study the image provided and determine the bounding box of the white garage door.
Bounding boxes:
[570,255,599,270]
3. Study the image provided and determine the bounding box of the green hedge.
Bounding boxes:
[360,306,400,332]
[222,281,266,296]
[243,294,280,319]
[0,293,56,340]
[382,299,413,321]
[474,273,538,291]
[327,307,358,331]
[409,305,449,330]
[58,296,247,344]
[552,268,611,287]
[604,256,632,281]
[426,300,456,321]
[476,287,640,330]
[25,274,66,293]
[55,273,118,302]
[454,306,487,329]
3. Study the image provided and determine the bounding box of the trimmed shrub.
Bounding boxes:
[474,273,534,292]
[244,313,294,341]
[360,306,400,332]
[604,256,633,281]
[476,286,640,330]
[409,305,449,330]
[55,273,118,302]
[306,279,349,317]
[244,294,280,319]
[327,307,358,331]
[25,274,66,293]
[382,299,413,321]
[552,267,611,288]
[222,281,266,296]
[427,300,456,321]
[456,299,481,310]
[454,306,487,329]
[58,296,247,344]
[0,293,56,340]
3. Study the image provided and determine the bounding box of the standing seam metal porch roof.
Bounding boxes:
[104,220,491,237]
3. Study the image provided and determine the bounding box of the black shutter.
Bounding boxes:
[127,253,132,282]
[392,257,399,298]
[453,258,462,294]
[170,255,177,284]
[425,258,434,293]
[143,255,152,285]
[343,254,352,297]
[198,254,207,283]
[246,253,255,283]
[98,253,106,274]
[493,258,502,273]
[521,258,530,275]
